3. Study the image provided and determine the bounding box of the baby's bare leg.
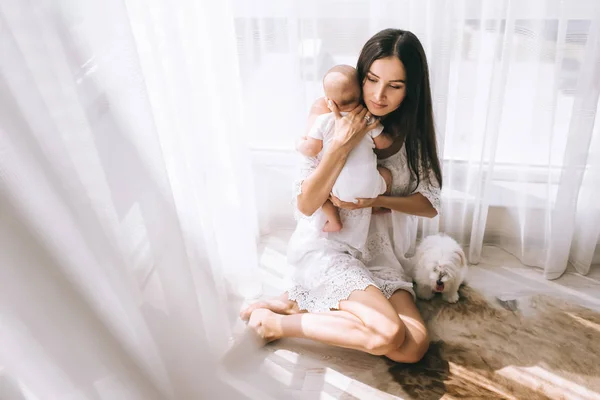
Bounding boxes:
[377,166,393,195]
[322,199,343,232]
[373,167,393,213]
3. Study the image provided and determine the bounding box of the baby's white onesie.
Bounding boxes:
[308,112,387,201]
[306,112,387,250]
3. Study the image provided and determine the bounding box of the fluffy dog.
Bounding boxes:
[408,234,468,303]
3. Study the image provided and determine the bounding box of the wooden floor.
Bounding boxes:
[227,230,600,400]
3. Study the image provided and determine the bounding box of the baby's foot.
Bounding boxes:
[247,308,283,343]
[322,219,343,232]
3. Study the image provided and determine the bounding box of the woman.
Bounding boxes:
[241,28,442,363]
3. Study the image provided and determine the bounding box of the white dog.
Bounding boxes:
[408,234,468,303]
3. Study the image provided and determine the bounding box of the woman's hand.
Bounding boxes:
[330,194,392,214]
[327,99,379,152]
[330,194,377,210]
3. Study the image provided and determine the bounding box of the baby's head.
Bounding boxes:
[323,65,361,112]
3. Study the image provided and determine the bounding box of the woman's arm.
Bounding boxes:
[296,98,378,216]
[330,193,437,218]
[373,193,437,218]
[297,143,349,216]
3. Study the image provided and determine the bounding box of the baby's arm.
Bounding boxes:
[371,123,393,149]
[297,113,328,157]
[296,137,323,157]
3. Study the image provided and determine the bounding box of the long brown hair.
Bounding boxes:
[357,29,443,188]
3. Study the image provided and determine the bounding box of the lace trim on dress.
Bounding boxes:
[417,184,441,214]
[288,253,375,312]
[413,154,442,214]
[371,267,415,299]
[374,273,415,299]
[288,280,374,313]
[288,266,415,312]
[359,232,394,263]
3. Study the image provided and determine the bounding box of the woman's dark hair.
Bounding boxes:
[357,28,443,188]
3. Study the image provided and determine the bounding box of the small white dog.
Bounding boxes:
[408,234,468,303]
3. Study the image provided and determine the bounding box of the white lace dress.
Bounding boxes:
[286,144,441,312]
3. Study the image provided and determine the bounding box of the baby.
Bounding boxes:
[297,65,393,234]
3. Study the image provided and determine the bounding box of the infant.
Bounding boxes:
[297,65,393,235]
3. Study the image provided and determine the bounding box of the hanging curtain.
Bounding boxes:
[238,0,600,279]
[433,0,600,279]
[0,0,270,398]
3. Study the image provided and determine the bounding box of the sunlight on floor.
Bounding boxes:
[449,363,518,400]
[498,365,600,400]
[567,312,600,333]
[249,231,600,399]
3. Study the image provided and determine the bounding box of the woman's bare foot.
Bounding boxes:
[322,218,343,232]
[240,294,300,321]
[247,308,283,343]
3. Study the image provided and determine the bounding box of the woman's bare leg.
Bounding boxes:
[246,286,407,356]
[384,289,430,363]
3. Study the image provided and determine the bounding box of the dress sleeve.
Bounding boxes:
[292,153,321,221]
[412,161,441,215]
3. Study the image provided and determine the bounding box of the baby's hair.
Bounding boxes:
[323,64,357,81]
[323,65,361,107]
[335,96,359,107]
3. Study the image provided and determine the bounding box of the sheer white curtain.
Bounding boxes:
[238,0,600,279]
[436,0,600,279]
[0,0,271,399]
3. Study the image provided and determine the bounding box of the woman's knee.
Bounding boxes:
[363,316,406,356]
[404,335,430,363]
[339,286,406,355]
[386,330,430,363]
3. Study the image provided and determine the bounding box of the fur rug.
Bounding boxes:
[267,287,600,399]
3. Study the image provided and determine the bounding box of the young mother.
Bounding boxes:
[241,28,442,363]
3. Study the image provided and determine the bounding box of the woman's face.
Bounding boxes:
[362,56,407,117]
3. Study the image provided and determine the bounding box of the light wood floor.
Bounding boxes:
[227,230,600,400]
